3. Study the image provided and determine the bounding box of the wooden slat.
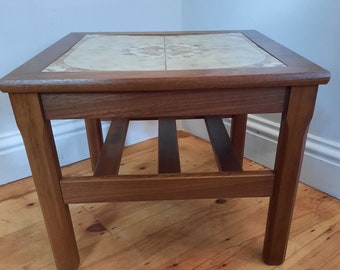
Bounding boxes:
[85,119,103,171]
[60,171,275,203]
[93,119,129,176]
[158,118,181,173]
[2,134,340,270]
[205,116,242,171]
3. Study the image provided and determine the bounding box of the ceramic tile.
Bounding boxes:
[43,33,285,72]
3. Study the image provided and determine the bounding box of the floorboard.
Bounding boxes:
[0,131,339,270]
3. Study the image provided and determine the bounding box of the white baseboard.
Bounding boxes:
[0,120,90,185]
[182,116,340,199]
[0,120,158,185]
[2,117,340,199]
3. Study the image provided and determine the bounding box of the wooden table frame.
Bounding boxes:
[0,31,330,270]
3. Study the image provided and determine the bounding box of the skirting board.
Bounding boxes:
[0,120,158,185]
[181,116,340,199]
[1,117,340,199]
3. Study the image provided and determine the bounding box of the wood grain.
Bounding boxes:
[60,171,274,203]
[205,116,242,171]
[8,93,79,270]
[0,30,331,270]
[263,86,319,264]
[41,87,288,119]
[0,133,339,270]
[230,114,248,166]
[93,119,129,176]
[158,118,181,173]
[0,31,330,94]
[85,119,103,171]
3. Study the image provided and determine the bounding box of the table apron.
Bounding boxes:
[41,87,288,119]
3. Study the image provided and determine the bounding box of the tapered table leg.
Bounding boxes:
[263,86,318,264]
[9,93,79,270]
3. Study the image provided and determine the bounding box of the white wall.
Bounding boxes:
[1,0,340,199]
[0,0,181,184]
[181,0,340,198]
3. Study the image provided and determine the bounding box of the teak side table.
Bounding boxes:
[0,31,330,269]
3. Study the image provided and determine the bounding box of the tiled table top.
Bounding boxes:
[43,33,285,72]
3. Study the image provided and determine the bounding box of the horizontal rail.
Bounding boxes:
[60,171,275,203]
[41,87,287,119]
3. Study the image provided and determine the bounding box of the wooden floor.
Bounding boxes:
[0,131,339,270]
